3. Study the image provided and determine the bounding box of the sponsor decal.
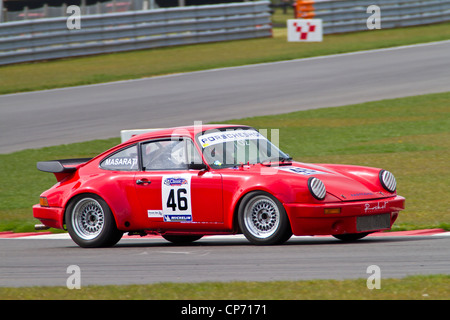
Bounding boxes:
[364,201,388,213]
[279,166,327,175]
[104,157,137,167]
[198,129,264,148]
[147,210,163,218]
[164,215,192,222]
[164,177,188,187]
[351,192,375,197]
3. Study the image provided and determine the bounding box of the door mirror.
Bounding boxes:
[188,162,208,170]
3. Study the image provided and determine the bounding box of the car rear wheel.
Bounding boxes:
[238,191,292,245]
[66,194,123,248]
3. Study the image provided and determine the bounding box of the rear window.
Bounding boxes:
[100,145,138,171]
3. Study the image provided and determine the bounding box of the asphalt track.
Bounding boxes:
[1,40,450,154]
[0,231,449,287]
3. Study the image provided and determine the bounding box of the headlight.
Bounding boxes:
[379,170,396,192]
[308,177,326,200]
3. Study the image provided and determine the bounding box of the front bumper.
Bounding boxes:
[284,196,405,236]
[32,204,65,230]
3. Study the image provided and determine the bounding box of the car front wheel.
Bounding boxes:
[66,194,123,248]
[238,191,292,245]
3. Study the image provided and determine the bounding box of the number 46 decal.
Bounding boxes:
[166,188,188,211]
[162,175,192,222]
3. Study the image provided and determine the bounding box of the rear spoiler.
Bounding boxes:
[37,158,92,173]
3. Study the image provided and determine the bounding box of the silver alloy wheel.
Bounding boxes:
[243,195,280,239]
[71,198,105,240]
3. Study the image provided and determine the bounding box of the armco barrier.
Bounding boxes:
[293,0,450,34]
[0,1,271,65]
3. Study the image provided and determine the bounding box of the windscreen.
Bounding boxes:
[197,128,290,169]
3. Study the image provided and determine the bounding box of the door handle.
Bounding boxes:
[136,179,151,185]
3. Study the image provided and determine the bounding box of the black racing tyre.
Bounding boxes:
[66,194,123,248]
[332,232,370,242]
[162,235,203,244]
[238,191,292,245]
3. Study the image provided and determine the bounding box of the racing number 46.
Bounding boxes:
[167,188,188,211]
[161,175,192,219]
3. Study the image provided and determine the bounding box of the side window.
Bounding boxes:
[141,139,187,171]
[141,138,203,171]
[100,145,138,171]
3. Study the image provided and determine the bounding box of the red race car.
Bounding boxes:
[33,125,405,248]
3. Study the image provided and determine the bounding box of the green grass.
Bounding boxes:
[0,91,449,232]
[0,19,449,94]
[1,275,448,300]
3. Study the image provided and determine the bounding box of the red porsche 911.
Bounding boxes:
[33,125,405,248]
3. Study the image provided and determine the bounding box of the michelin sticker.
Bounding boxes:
[162,174,192,222]
[198,129,264,148]
[279,167,327,175]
